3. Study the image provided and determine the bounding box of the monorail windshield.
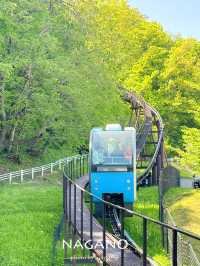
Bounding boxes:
[91,131,134,166]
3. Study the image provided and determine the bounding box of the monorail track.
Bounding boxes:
[107,206,141,257]
[63,91,165,265]
[65,175,144,266]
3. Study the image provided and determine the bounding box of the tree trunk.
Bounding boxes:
[0,75,7,151]
[8,124,16,153]
[49,0,53,13]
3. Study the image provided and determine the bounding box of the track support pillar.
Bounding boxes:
[152,163,157,185]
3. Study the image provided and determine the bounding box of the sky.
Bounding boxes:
[128,0,200,40]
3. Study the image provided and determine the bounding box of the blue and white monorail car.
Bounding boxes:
[89,124,136,215]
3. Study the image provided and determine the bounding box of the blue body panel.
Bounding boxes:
[91,172,134,203]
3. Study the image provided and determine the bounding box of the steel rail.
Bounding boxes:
[110,208,159,266]
[123,91,165,183]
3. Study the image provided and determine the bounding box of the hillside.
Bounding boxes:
[0,0,200,173]
[0,0,129,167]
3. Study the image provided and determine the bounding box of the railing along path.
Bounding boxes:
[63,155,200,266]
[0,157,73,183]
[62,92,200,266]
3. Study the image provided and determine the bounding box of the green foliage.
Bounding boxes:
[71,0,200,172]
[124,46,169,99]
[125,38,200,150]
[178,128,200,174]
[0,0,129,163]
[0,0,199,172]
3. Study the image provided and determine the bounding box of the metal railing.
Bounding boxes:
[0,155,83,184]
[63,155,200,266]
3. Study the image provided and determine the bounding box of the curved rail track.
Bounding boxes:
[63,91,164,265]
[63,91,200,266]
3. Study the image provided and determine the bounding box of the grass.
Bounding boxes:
[164,187,200,260]
[125,186,170,266]
[0,175,63,266]
[3,167,198,265]
[0,173,97,266]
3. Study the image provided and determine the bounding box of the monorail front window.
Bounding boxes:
[92,131,134,166]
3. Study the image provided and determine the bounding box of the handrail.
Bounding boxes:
[0,154,86,183]
[63,163,200,241]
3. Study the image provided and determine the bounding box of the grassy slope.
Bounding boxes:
[125,187,170,266]
[0,176,62,266]
[164,187,200,259]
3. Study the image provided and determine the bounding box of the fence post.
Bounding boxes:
[143,218,147,266]
[21,170,23,183]
[160,137,164,169]
[82,156,85,175]
[120,209,124,266]
[74,158,76,179]
[63,175,65,212]
[86,155,89,174]
[172,230,178,266]
[32,168,34,180]
[157,154,161,185]
[59,160,62,170]
[72,159,75,180]
[158,153,165,248]
[74,185,76,234]
[80,157,82,177]
[81,190,83,247]
[152,163,157,185]
[69,181,71,224]
[41,167,44,177]
[90,194,93,256]
[9,173,12,184]
[102,201,106,266]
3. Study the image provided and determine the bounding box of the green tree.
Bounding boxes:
[179,128,200,174]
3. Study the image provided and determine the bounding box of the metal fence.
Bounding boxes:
[63,155,200,266]
[165,208,200,266]
[0,155,84,184]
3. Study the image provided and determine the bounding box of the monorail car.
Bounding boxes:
[89,124,136,216]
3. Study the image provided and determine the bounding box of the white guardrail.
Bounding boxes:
[0,155,85,184]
